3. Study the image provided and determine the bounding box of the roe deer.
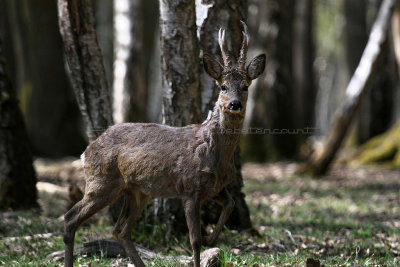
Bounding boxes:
[63,21,266,267]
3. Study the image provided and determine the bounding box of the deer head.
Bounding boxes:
[203,21,266,128]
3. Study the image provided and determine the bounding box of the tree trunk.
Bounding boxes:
[0,1,15,82]
[346,1,396,145]
[147,0,203,234]
[0,38,38,210]
[57,0,114,142]
[4,0,86,158]
[293,0,315,133]
[241,0,276,162]
[93,0,114,91]
[299,0,397,176]
[196,0,252,230]
[242,0,298,161]
[354,2,400,168]
[143,0,161,123]
[113,0,147,123]
[344,0,369,144]
[160,0,202,126]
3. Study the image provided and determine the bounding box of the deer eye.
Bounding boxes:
[242,86,248,92]
[221,85,228,92]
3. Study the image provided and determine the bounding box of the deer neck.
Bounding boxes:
[201,100,244,170]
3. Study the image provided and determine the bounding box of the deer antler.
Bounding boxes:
[218,28,231,68]
[237,21,249,71]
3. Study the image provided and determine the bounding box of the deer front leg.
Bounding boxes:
[182,196,201,267]
[202,187,235,247]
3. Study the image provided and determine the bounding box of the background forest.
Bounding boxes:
[0,0,399,266]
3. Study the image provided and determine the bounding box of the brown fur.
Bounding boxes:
[63,24,266,267]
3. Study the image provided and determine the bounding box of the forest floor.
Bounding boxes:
[0,159,399,266]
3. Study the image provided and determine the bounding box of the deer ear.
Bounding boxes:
[203,53,223,80]
[247,54,266,80]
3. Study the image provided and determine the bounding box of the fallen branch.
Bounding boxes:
[46,239,220,267]
[298,0,397,176]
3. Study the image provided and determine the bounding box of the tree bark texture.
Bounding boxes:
[58,0,114,142]
[4,0,86,157]
[300,0,397,176]
[0,39,38,209]
[160,0,202,126]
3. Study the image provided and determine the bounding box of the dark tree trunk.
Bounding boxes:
[299,0,397,176]
[0,1,15,82]
[344,0,369,144]
[197,0,252,230]
[293,0,315,133]
[4,0,86,158]
[93,0,114,91]
[344,0,367,76]
[270,0,297,158]
[57,0,114,142]
[0,38,38,210]
[242,0,298,161]
[142,0,161,123]
[241,0,276,162]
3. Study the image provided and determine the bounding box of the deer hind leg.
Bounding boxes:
[202,187,234,247]
[64,177,122,267]
[112,189,150,267]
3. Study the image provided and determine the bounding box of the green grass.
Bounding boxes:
[1,162,399,266]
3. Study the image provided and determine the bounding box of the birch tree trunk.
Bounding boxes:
[299,0,397,176]
[149,0,202,234]
[160,0,202,126]
[197,0,252,230]
[0,38,38,209]
[354,2,400,167]
[58,0,114,141]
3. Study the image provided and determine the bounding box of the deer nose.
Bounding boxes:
[228,100,243,111]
